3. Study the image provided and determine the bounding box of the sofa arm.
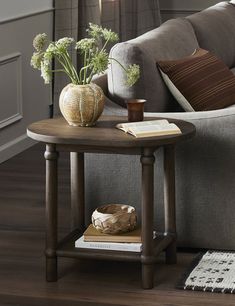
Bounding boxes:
[145,105,235,121]
[92,73,109,96]
[92,73,128,116]
[92,73,126,116]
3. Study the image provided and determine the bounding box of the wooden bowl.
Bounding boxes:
[91,204,137,234]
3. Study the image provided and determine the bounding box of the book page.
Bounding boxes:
[116,119,169,132]
[130,123,179,133]
[128,123,181,137]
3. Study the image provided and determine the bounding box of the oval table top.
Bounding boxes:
[27,116,196,148]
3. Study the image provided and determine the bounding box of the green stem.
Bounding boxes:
[83,49,92,84]
[84,49,92,84]
[79,64,91,84]
[63,51,80,84]
[50,69,66,73]
[100,38,110,53]
[79,65,84,84]
[82,50,87,84]
[61,53,73,76]
[53,44,79,84]
[56,56,76,83]
[86,68,95,84]
[108,57,128,72]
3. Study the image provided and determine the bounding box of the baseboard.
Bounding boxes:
[0,134,36,164]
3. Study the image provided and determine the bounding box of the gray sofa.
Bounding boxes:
[88,1,235,250]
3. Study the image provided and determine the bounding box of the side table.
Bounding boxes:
[27,115,195,289]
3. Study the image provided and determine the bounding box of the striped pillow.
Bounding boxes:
[157,48,235,111]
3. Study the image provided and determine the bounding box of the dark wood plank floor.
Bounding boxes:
[0,144,235,306]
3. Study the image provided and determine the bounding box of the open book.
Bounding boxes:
[116,119,181,138]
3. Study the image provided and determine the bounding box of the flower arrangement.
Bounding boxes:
[31,23,140,87]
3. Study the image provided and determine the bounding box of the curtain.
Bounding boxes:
[54,0,101,114]
[101,0,162,41]
[53,0,161,114]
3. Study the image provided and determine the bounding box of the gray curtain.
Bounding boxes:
[54,0,101,114]
[53,0,161,114]
[101,0,162,41]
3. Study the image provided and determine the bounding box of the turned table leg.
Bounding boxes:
[70,152,85,232]
[141,148,155,289]
[164,145,177,264]
[44,144,58,282]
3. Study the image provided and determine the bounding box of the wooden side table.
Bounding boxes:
[27,115,195,289]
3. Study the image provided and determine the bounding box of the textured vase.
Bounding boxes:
[59,83,105,127]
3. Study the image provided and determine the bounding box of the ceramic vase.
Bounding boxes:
[59,83,104,127]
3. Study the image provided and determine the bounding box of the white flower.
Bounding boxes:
[56,37,74,50]
[46,43,57,53]
[102,28,119,42]
[33,33,47,51]
[88,23,103,39]
[30,52,43,70]
[126,64,140,87]
[41,59,51,84]
[31,25,140,86]
[91,50,109,73]
[75,38,96,53]
[44,43,57,61]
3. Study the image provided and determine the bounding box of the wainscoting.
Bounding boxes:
[0,5,53,163]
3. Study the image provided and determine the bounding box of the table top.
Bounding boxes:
[27,116,196,149]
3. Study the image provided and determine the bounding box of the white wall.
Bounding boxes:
[0,0,53,21]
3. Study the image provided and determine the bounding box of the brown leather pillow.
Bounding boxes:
[157,48,235,111]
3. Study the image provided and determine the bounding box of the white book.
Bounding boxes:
[116,119,181,138]
[75,236,142,252]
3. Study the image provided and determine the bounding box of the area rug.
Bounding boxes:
[178,251,235,293]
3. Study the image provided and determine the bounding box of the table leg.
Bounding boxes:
[164,145,177,264]
[70,152,85,232]
[44,144,58,281]
[140,148,155,289]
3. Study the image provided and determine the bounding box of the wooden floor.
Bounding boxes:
[0,144,235,306]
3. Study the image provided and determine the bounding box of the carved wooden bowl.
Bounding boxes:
[91,204,137,234]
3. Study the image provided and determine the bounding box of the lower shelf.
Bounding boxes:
[56,229,175,262]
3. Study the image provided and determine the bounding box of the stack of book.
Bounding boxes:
[75,224,143,252]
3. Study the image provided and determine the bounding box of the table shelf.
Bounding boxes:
[56,229,175,263]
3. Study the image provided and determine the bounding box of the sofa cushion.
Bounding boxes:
[157,48,235,111]
[187,2,235,68]
[159,69,194,112]
[108,18,199,112]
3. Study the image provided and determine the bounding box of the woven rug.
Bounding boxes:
[178,251,235,293]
